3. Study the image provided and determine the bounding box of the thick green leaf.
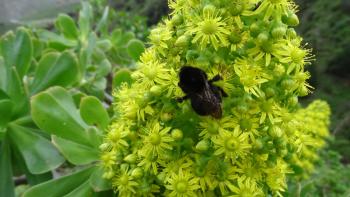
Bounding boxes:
[96,59,111,79]
[127,39,145,61]
[111,29,134,46]
[23,166,95,197]
[0,137,15,197]
[79,2,93,40]
[95,6,109,34]
[0,90,13,127]
[38,30,77,49]
[64,180,93,197]
[80,96,109,130]
[0,28,32,78]
[0,57,7,90]
[86,127,103,149]
[31,86,91,146]
[89,166,111,192]
[30,52,80,94]
[113,69,133,89]
[7,67,28,116]
[52,135,99,165]
[56,14,79,40]
[96,39,112,52]
[10,142,53,186]
[8,124,65,174]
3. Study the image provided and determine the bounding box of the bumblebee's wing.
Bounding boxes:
[191,87,222,118]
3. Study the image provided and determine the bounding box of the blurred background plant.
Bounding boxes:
[0,0,349,196]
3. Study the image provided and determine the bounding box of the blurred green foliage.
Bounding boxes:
[0,1,144,196]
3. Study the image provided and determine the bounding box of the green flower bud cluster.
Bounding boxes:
[100,0,330,196]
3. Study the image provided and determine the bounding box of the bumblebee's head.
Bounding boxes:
[178,66,207,94]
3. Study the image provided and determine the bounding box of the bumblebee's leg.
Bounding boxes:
[209,75,228,98]
[176,95,189,103]
[218,87,228,97]
[209,74,222,83]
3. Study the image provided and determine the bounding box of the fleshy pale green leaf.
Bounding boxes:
[95,6,109,34]
[30,52,80,94]
[10,142,53,186]
[0,137,15,197]
[113,69,133,89]
[52,135,99,165]
[127,39,145,61]
[79,1,93,40]
[7,67,28,116]
[89,166,111,192]
[8,124,65,174]
[56,14,79,40]
[0,28,32,78]
[0,90,13,127]
[80,96,110,130]
[31,86,91,146]
[96,59,111,79]
[64,180,94,197]
[23,166,95,197]
[38,30,77,49]
[0,57,6,90]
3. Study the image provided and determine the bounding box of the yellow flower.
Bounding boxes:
[228,28,249,51]
[132,60,171,88]
[212,128,252,161]
[264,159,292,196]
[112,167,139,197]
[139,122,174,157]
[230,177,264,197]
[188,6,230,50]
[199,116,236,139]
[234,58,269,97]
[106,123,129,149]
[232,110,260,141]
[165,169,200,197]
[149,25,172,55]
[274,39,314,74]
[246,0,297,20]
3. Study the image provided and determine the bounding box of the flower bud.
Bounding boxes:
[171,129,183,140]
[203,4,216,15]
[281,78,296,91]
[103,171,114,179]
[175,35,190,47]
[172,14,183,25]
[286,28,297,38]
[271,26,286,39]
[161,112,173,122]
[287,13,299,26]
[287,96,298,107]
[195,140,210,152]
[265,87,276,98]
[99,143,110,151]
[131,168,144,178]
[250,23,260,37]
[298,85,309,97]
[257,32,269,44]
[231,2,244,16]
[150,85,162,96]
[124,154,137,163]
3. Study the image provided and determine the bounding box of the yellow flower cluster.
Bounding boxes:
[100,0,331,196]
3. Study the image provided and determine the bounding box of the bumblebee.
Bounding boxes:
[177,66,228,119]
